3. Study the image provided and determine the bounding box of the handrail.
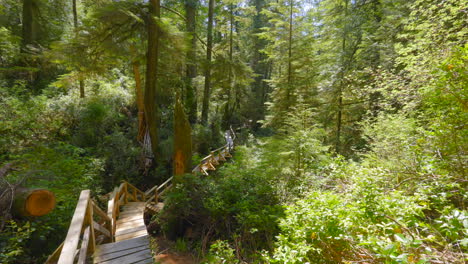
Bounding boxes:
[45,190,112,264]
[145,176,173,204]
[47,127,237,263]
[107,181,146,238]
[192,128,236,175]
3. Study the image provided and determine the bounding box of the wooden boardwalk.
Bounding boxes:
[46,128,236,264]
[93,235,152,264]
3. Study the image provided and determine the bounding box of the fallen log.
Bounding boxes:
[12,188,56,217]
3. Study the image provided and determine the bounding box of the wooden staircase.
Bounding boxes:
[94,202,151,264]
[46,127,236,264]
[93,235,152,264]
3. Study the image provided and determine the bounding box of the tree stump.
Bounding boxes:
[12,188,56,217]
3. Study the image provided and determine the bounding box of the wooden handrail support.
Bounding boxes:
[46,190,112,264]
[145,176,173,204]
[106,181,146,239]
[47,127,237,263]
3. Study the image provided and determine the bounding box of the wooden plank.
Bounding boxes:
[156,177,173,192]
[125,182,146,198]
[211,154,219,165]
[120,209,145,214]
[98,248,152,264]
[218,153,226,161]
[120,207,145,213]
[122,202,146,207]
[116,219,145,230]
[119,192,126,205]
[146,202,164,213]
[87,199,96,254]
[132,258,154,264]
[117,215,144,224]
[115,229,148,241]
[144,185,157,196]
[93,202,111,222]
[207,162,216,170]
[94,245,148,263]
[94,236,149,255]
[121,205,146,211]
[58,190,90,264]
[77,226,90,264]
[117,216,144,225]
[93,221,111,238]
[121,208,145,212]
[118,212,144,219]
[116,214,142,223]
[116,225,147,236]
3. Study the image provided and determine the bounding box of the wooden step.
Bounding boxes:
[94,235,152,264]
[146,202,164,214]
[115,202,148,242]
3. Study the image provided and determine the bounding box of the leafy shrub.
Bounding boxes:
[0,221,34,264]
[204,240,237,264]
[159,147,284,260]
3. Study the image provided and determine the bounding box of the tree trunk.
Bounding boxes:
[201,0,215,125]
[335,0,349,155]
[286,0,293,104]
[223,3,234,129]
[173,98,192,181]
[185,0,198,125]
[21,0,40,50]
[12,189,56,217]
[133,61,146,142]
[250,0,268,127]
[72,0,78,28]
[144,0,161,159]
[79,79,85,98]
[73,0,86,98]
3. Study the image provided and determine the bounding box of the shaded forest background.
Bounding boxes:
[0,0,466,263]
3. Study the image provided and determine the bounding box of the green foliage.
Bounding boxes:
[159,147,284,260]
[204,240,237,264]
[0,221,34,264]
[0,26,20,65]
[0,83,70,161]
[175,238,189,253]
[267,160,465,263]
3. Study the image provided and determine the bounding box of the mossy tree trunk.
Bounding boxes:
[201,0,215,125]
[174,97,192,182]
[21,0,40,50]
[144,0,161,160]
[72,0,85,98]
[185,0,198,125]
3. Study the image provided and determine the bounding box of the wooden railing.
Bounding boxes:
[46,127,237,263]
[107,181,146,238]
[45,190,112,264]
[145,176,173,204]
[193,126,236,175]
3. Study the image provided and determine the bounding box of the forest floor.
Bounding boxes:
[151,236,198,264]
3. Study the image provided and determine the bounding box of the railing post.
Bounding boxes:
[86,198,96,255]
[57,190,90,264]
[124,183,128,204]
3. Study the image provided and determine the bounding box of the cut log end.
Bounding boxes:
[26,190,56,216]
[13,189,56,217]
